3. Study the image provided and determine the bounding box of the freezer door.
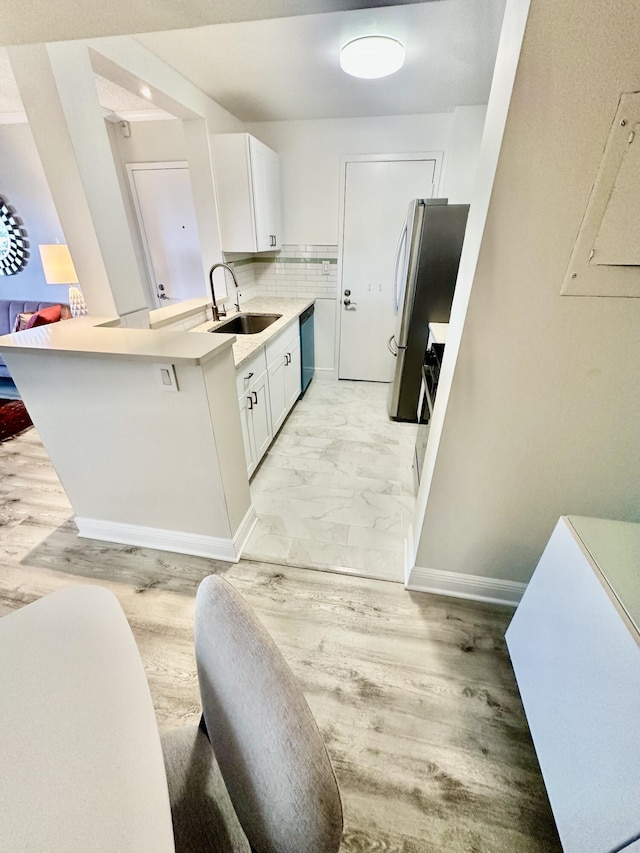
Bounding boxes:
[396,201,425,348]
[387,345,407,417]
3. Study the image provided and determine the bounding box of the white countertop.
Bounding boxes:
[149,296,213,330]
[568,516,640,638]
[192,296,315,368]
[0,296,313,368]
[0,585,175,852]
[428,323,449,345]
[0,314,235,366]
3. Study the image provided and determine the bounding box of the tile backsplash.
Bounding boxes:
[224,245,338,304]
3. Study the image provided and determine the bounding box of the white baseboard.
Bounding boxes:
[76,516,249,562]
[233,505,257,557]
[406,565,526,607]
[313,367,335,378]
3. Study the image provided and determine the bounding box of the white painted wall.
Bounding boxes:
[247,110,487,374]
[0,123,69,304]
[441,105,487,204]
[413,0,640,587]
[246,113,456,244]
[111,118,186,162]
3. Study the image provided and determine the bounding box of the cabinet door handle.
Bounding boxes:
[252,391,258,404]
[247,396,253,410]
[245,371,254,383]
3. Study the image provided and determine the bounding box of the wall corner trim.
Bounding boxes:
[405,565,526,607]
[233,504,257,557]
[75,516,248,562]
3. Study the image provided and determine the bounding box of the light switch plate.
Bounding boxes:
[562,91,640,298]
[155,362,179,392]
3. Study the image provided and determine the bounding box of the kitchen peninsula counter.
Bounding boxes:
[0,314,235,366]
[192,296,314,368]
[0,312,252,565]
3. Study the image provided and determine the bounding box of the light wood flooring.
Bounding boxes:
[0,427,561,852]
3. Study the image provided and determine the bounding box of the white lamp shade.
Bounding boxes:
[340,36,406,79]
[39,244,79,285]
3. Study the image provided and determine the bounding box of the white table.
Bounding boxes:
[0,584,175,852]
[506,517,640,853]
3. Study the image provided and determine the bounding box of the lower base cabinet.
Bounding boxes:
[236,316,303,477]
[239,371,272,477]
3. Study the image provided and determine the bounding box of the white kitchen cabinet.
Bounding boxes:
[267,356,287,435]
[238,394,254,475]
[238,370,272,478]
[506,516,640,853]
[284,338,301,410]
[235,317,303,477]
[212,133,281,253]
[266,320,301,435]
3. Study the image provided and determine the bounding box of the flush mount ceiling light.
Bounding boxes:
[340,36,406,79]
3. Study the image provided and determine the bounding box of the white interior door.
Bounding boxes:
[128,164,205,307]
[338,157,438,382]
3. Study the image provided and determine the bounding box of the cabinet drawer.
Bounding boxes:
[236,349,267,399]
[265,319,299,369]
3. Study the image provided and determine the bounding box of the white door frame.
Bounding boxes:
[126,160,190,309]
[334,152,444,380]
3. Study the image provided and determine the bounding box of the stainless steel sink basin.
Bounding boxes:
[209,313,282,335]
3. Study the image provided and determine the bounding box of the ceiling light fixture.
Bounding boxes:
[340,36,406,79]
[140,85,152,100]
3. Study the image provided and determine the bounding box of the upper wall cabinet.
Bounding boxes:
[212,133,281,253]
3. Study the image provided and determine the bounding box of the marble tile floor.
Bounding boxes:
[0,427,561,852]
[244,377,419,582]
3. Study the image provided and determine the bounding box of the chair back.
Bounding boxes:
[195,575,343,853]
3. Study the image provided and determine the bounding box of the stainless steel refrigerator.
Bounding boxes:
[387,199,469,421]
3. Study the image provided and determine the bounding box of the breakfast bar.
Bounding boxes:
[0,314,254,561]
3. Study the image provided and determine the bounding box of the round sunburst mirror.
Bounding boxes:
[0,198,29,276]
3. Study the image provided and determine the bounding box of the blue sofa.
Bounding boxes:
[0,300,69,399]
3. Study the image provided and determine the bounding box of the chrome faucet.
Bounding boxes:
[208,263,241,321]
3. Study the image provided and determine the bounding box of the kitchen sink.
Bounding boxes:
[208,313,282,335]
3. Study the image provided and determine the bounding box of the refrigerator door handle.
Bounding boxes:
[392,222,408,315]
[387,335,399,356]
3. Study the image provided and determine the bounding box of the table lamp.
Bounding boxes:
[38,243,88,317]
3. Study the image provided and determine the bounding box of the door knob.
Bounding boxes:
[343,298,357,308]
[344,289,351,296]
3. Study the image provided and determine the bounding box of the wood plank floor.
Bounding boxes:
[0,427,562,852]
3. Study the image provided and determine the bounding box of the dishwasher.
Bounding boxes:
[299,303,315,396]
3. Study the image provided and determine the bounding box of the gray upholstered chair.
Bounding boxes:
[161,574,343,853]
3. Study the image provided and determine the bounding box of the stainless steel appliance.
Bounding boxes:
[414,343,444,486]
[299,303,315,396]
[387,199,468,421]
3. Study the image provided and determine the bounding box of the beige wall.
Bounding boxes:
[415,0,640,584]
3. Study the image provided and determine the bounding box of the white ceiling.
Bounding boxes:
[135,0,506,122]
[0,48,170,120]
[0,0,505,124]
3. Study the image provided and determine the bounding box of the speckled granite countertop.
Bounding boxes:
[191,296,315,368]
